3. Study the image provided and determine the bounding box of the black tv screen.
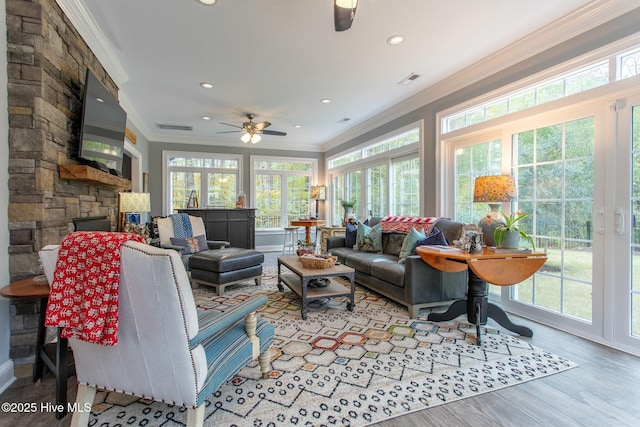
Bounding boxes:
[78,69,127,174]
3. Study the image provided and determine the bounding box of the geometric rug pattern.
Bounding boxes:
[87,275,577,426]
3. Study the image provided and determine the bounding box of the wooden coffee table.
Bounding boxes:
[277,256,355,319]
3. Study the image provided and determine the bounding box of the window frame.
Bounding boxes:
[162,150,242,216]
[250,155,318,231]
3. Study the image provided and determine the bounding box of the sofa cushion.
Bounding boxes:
[171,234,208,254]
[369,260,405,288]
[398,227,426,264]
[356,222,382,252]
[381,232,405,257]
[344,251,396,275]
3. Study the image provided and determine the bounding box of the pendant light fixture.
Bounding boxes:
[334,0,358,31]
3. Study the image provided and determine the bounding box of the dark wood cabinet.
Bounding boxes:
[178,208,256,249]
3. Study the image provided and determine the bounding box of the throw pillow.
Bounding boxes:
[170,234,208,254]
[398,227,426,264]
[345,222,357,248]
[412,228,449,254]
[356,222,382,252]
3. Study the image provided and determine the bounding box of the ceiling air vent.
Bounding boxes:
[157,123,193,131]
[398,73,421,86]
[338,117,351,124]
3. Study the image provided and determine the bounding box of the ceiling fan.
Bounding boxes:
[218,113,287,144]
[334,0,358,32]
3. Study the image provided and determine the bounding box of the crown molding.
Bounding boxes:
[55,0,128,86]
[321,0,637,152]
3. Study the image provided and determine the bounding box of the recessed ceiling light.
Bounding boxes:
[202,116,211,120]
[196,0,218,5]
[293,124,302,128]
[95,97,104,103]
[200,82,214,89]
[387,35,405,45]
[321,98,331,104]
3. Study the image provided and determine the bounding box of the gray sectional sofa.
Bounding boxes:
[325,217,468,318]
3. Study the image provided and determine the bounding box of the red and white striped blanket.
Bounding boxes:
[379,216,444,234]
[44,231,145,346]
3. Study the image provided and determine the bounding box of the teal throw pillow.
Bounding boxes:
[398,227,426,264]
[356,222,382,252]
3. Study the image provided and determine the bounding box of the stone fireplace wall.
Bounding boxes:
[6,0,123,360]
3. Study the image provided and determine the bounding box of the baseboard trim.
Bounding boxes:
[0,359,16,395]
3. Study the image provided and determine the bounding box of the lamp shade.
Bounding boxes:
[473,175,516,202]
[310,185,326,201]
[119,192,151,213]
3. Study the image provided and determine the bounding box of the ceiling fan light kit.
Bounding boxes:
[334,0,358,32]
[220,113,285,144]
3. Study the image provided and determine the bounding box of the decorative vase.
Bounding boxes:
[500,231,521,249]
[342,207,354,227]
[478,203,504,247]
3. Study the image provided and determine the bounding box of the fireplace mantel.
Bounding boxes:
[59,165,132,190]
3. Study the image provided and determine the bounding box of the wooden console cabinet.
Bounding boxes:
[178,208,256,249]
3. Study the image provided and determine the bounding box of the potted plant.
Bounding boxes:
[494,210,536,250]
[296,239,315,256]
[340,200,356,226]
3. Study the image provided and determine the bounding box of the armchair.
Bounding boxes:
[41,239,274,427]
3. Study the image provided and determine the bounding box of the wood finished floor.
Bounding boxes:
[2,252,639,426]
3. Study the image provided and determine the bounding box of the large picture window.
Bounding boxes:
[328,123,421,223]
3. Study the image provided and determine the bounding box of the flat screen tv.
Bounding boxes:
[78,69,127,175]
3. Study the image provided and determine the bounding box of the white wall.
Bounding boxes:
[0,0,16,394]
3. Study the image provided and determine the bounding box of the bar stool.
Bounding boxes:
[283,226,300,253]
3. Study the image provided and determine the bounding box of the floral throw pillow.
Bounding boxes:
[170,234,208,254]
[356,222,382,252]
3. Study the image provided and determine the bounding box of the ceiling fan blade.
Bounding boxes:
[219,122,243,129]
[334,1,357,31]
[217,130,242,134]
[261,130,287,136]
[254,121,272,131]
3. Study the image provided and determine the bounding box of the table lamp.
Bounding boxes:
[473,175,516,247]
[310,185,326,219]
[119,192,151,232]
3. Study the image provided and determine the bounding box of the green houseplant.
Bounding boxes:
[494,210,536,250]
[340,200,356,226]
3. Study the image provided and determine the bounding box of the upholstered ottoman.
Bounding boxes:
[189,248,264,295]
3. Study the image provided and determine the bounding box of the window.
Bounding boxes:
[442,43,640,133]
[252,157,317,230]
[164,152,241,214]
[328,123,421,223]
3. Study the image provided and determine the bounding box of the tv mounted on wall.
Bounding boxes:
[78,69,127,176]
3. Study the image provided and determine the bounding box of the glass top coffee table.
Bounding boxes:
[277,256,355,319]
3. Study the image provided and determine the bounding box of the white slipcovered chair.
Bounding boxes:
[40,239,274,427]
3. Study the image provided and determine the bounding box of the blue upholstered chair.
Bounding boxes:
[40,240,274,427]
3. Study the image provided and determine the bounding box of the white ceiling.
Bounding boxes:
[61,0,607,151]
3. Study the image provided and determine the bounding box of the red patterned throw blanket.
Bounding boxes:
[45,232,145,346]
[380,216,444,234]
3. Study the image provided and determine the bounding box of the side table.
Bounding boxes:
[415,247,547,345]
[1,277,75,419]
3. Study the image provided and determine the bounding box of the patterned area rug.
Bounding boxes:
[87,274,577,426]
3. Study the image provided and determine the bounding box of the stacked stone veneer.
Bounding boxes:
[6,0,123,360]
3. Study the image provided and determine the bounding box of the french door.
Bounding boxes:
[447,89,640,356]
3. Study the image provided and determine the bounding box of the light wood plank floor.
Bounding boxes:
[2,313,638,427]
